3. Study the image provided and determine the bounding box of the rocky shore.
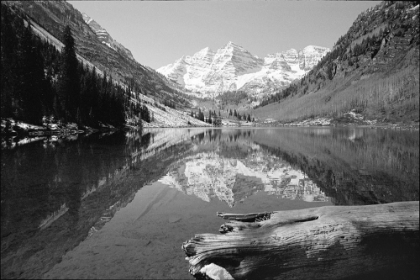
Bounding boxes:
[256,110,419,131]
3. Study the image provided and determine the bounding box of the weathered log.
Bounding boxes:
[183,201,419,280]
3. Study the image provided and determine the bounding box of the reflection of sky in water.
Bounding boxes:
[159,147,329,207]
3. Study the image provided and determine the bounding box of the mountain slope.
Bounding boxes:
[254,1,419,124]
[81,13,135,62]
[157,42,329,100]
[2,0,213,128]
[5,0,190,109]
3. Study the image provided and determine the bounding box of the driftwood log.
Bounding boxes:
[182,201,419,280]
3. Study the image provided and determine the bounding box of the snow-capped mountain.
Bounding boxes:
[157,42,330,99]
[81,13,135,61]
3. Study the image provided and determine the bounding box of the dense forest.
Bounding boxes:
[1,4,149,128]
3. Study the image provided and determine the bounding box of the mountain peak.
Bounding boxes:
[194,47,214,57]
[225,41,244,48]
[302,45,330,53]
[81,11,135,61]
[81,13,93,24]
[157,42,329,100]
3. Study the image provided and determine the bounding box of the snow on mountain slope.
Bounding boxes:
[143,103,210,128]
[125,92,209,128]
[81,13,135,61]
[157,42,330,99]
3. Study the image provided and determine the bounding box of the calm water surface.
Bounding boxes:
[1,127,419,279]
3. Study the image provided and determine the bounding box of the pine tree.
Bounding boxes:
[1,5,18,118]
[20,23,45,123]
[197,108,204,121]
[57,25,80,121]
[141,104,151,123]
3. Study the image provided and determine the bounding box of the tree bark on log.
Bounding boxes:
[182,201,419,280]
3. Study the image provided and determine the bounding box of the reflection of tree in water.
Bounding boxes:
[206,129,222,142]
[2,133,134,261]
[220,142,250,159]
[140,132,152,148]
[197,132,205,143]
[66,182,81,224]
[257,129,419,205]
[1,131,195,279]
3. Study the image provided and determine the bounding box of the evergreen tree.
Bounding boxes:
[0,4,128,128]
[20,23,45,123]
[197,108,204,121]
[141,104,151,123]
[1,5,18,118]
[57,25,80,122]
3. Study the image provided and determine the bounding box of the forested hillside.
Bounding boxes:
[1,4,150,128]
[3,0,191,110]
[255,1,419,124]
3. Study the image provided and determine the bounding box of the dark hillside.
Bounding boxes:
[1,3,154,128]
[255,1,419,124]
[3,0,190,109]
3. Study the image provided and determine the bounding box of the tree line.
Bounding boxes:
[190,108,223,125]
[228,109,253,122]
[1,4,149,128]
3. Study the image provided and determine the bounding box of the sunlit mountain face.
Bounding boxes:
[157,42,330,101]
[159,132,329,207]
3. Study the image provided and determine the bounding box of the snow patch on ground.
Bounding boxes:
[295,117,332,126]
[142,102,210,128]
[263,118,277,124]
[287,110,378,127]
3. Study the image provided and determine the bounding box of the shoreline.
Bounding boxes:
[2,117,418,139]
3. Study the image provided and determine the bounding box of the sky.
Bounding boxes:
[68,1,379,70]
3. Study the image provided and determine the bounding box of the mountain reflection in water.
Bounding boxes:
[1,127,418,279]
[160,148,328,207]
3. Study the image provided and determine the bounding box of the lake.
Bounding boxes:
[1,127,419,279]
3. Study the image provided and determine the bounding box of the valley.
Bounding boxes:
[1,1,419,279]
[2,1,419,130]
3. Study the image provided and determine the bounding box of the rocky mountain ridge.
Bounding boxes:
[157,42,329,100]
[81,13,135,62]
[255,1,419,124]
